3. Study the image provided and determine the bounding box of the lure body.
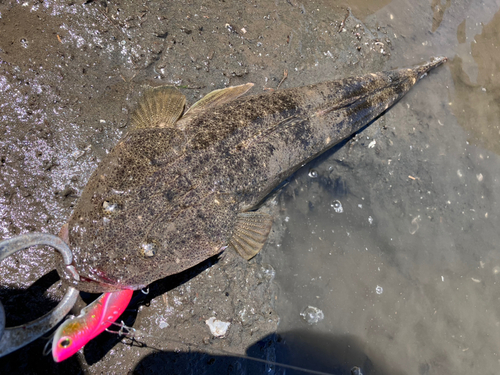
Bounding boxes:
[52,289,133,362]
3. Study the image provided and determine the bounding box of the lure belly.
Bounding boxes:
[52,289,133,362]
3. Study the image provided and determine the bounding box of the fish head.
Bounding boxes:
[57,186,232,293]
[54,127,230,293]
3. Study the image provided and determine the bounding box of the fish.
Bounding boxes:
[56,57,447,294]
[51,289,133,362]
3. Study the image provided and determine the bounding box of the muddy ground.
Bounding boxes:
[1,0,499,374]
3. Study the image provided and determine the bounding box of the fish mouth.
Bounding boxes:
[75,277,144,293]
[60,263,144,293]
[76,273,145,293]
[58,224,145,293]
[78,274,124,291]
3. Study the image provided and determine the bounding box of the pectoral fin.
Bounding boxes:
[228,211,273,260]
[184,83,254,117]
[131,86,186,129]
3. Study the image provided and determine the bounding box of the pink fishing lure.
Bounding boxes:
[52,289,133,362]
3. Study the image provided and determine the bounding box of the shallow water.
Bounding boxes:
[262,1,500,374]
[0,0,499,374]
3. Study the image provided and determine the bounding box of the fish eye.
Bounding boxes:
[59,337,72,348]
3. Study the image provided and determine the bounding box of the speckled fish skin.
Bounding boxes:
[58,58,446,293]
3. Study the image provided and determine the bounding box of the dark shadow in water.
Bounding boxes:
[132,329,402,375]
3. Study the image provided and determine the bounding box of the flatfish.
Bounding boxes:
[57,57,446,293]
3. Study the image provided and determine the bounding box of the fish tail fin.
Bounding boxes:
[413,56,448,79]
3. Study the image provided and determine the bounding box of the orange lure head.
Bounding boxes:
[52,289,133,362]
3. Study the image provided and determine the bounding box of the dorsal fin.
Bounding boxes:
[184,83,254,117]
[130,86,186,129]
[228,211,274,260]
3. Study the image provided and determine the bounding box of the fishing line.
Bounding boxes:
[42,314,76,357]
[42,331,56,356]
[105,320,338,375]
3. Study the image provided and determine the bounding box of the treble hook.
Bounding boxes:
[0,233,79,357]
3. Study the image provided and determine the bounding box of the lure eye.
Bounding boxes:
[59,337,72,348]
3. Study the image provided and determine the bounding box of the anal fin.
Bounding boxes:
[228,212,273,260]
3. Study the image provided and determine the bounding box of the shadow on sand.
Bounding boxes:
[132,328,403,375]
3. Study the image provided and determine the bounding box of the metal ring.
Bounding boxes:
[0,233,79,357]
[0,233,73,265]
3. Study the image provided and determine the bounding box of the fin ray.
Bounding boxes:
[228,211,273,260]
[131,86,186,129]
[184,83,254,117]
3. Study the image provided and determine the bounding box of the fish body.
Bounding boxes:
[51,289,133,362]
[58,58,446,293]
